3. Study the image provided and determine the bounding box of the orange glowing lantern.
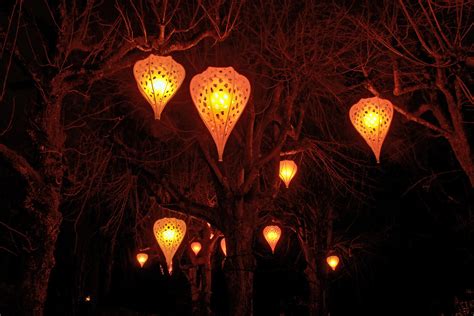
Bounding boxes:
[133,55,185,119]
[263,225,282,254]
[326,255,340,271]
[191,241,202,256]
[220,238,227,256]
[349,97,393,163]
[279,160,298,188]
[136,252,149,268]
[190,67,251,161]
[153,217,186,274]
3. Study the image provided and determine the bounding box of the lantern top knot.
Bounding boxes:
[133,54,185,120]
[190,66,251,161]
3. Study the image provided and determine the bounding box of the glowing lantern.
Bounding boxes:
[136,253,149,268]
[153,217,186,274]
[220,238,227,256]
[263,225,282,254]
[190,67,251,161]
[85,295,91,302]
[349,97,393,163]
[191,241,202,256]
[326,255,340,271]
[279,160,298,188]
[133,54,185,119]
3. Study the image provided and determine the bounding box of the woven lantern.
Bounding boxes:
[326,255,340,271]
[263,225,282,254]
[190,67,251,161]
[220,238,227,256]
[190,241,202,256]
[153,217,186,274]
[279,160,298,188]
[136,252,149,268]
[133,54,185,119]
[349,97,393,163]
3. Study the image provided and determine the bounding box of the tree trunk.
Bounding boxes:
[18,187,62,315]
[304,251,328,316]
[223,199,256,316]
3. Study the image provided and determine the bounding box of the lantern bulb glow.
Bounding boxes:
[133,55,185,120]
[326,255,340,271]
[136,253,149,268]
[190,67,251,161]
[153,217,186,274]
[191,241,202,256]
[349,97,393,163]
[220,238,227,256]
[279,160,298,188]
[263,225,282,254]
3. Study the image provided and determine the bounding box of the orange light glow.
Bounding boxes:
[191,241,202,256]
[220,238,227,256]
[136,252,149,268]
[133,55,185,119]
[349,97,393,163]
[279,160,298,188]
[153,217,186,274]
[326,255,340,271]
[263,225,282,254]
[85,295,91,302]
[190,67,251,161]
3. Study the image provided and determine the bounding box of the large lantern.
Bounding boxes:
[133,54,185,120]
[190,67,251,161]
[136,252,149,268]
[220,238,227,256]
[153,217,186,274]
[349,97,393,163]
[279,160,298,188]
[190,241,202,256]
[326,255,340,271]
[263,225,282,254]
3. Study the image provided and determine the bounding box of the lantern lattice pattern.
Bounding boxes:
[133,54,185,120]
[349,97,393,163]
[190,67,251,161]
[326,255,340,271]
[279,160,298,188]
[136,253,149,268]
[190,241,202,256]
[220,238,227,256]
[153,217,186,274]
[263,225,282,254]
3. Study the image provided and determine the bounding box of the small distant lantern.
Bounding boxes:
[326,255,340,271]
[191,241,202,256]
[263,225,282,254]
[279,160,298,188]
[85,295,91,302]
[153,217,186,274]
[133,54,185,119]
[349,97,393,163]
[220,238,227,256]
[190,67,251,161]
[136,252,149,268]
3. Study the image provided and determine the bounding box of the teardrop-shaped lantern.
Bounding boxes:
[153,217,186,274]
[136,252,149,268]
[133,54,185,119]
[190,241,202,256]
[263,225,281,254]
[349,97,393,163]
[190,67,251,161]
[326,255,340,271]
[220,238,227,256]
[279,160,298,188]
